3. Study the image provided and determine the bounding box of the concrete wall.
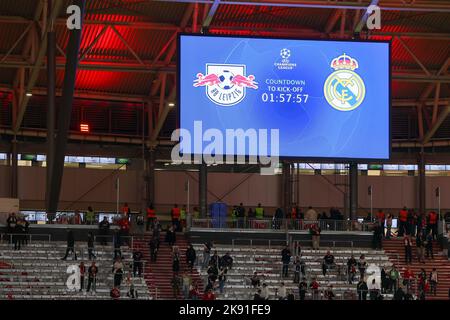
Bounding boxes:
[0,166,449,215]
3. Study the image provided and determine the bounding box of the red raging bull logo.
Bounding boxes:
[193,64,258,106]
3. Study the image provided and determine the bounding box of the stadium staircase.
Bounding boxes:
[133,232,203,299]
[383,238,449,300]
[0,241,151,300]
[193,244,393,300]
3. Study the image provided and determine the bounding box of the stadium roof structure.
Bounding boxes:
[0,0,448,151]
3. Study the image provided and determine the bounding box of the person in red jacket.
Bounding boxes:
[122,202,131,221]
[403,267,415,293]
[171,204,181,232]
[427,211,438,240]
[146,204,156,231]
[377,209,385,237]
[398,207,408,237]
[203,289,216,300]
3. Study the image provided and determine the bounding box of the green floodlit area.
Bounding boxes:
[0,0,449,303]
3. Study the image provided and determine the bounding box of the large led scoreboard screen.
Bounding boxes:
[179,34,390,160]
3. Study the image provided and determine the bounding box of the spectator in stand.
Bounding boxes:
[165,226,176,247]
[98,216,110,246]
[393,286,405,300]
[377,209,385,232]
[6,212,18,237]
[310,278,320,300]
[189,283,200,300]
[237,203,246,227]
[404,235,413,264]
[322,250,335,276]
[180,205,187,231]
[148,235,158,262]
[406,209,415,236]
[372,223,383,249]
[218,267,227,294]
[110,286,120,300]
[171,204,181,232]
[255,203,264,219]
[385,214,393,239]
[186,244,196,271]
[403,267,414,292]
[416,232,426,263]
[287,290,295,300]
[132,250,143,277]
[418,268,428,300]
[324,285,335,300]
[347,255,357,284]
[248,208,255,220]
[126,274,137,299]
[61,229,77,260]
[87,232,96,260]
[299,277,308,300]
[273,207,284,229]
[305,206,318,221]
[79,261,86,292]
[281,246,292,278]
[425,230,434,259]
[429,268,438,296]
[86,261,98,293]
[253,289,264,300]
[221,252,233,270]
[207,263,219,286]
[369,279,380,300]
[112,257,124,288]
[381,267,388,294]
[389,265,400,293]
[145,204,156,232]
[293,256,301,284]
[182,272,192,299]
[310,224,321,250]
[171,274,181,299]
[398,206,408,237]
[357,254,367,280]
[251,272,261,288]
[411,211,419,237]
[85,206,95,225]
[418,214,427,238]
[172,246,180,275]
[202,241,213,269]
[73,210,82,225]
[357,278,368,300]
[427,210,438,240]
[121,202,131,222]
[210,250,220,268]
[261,283,270,300]
[277,282,287,300]
[203,289,216,300]
[113,230,122,259]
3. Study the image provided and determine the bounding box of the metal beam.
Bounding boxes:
[354,0,379,34]
[432,82,441,125]
[47,0,85,215]
[202,0,220,29]
[422,106,450,144]
[110,25,145,65]
[13,0,63,133]
[154,0,450,12]
[396,37,430,76]
[324,9,342,35]
[79,25,109,61]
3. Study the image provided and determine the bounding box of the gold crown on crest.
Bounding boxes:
[331,53,359,70]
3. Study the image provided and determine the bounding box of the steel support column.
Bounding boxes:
[282,161,292,216]
[349,162,358,220]
[10,138,18,198]
[45,0,56,212]
[47,0,85,215]
[199,162,208,218]
[145,149,155,206]
[418,150,426,215]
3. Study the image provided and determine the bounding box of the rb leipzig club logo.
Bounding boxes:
[193,64,258,106]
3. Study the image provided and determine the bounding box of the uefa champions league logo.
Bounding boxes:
[274,48,296,70]
[193,64,258,106]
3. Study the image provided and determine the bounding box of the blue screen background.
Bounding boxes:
[179,35,390,159]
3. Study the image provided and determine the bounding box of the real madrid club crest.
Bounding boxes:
[324,54,365,112]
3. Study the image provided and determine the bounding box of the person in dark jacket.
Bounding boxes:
[357,279,368,300]
[87,232,96,260]
[298,277,308,300]
[393,286,405,300]
[61,229,77,260]
[148,236,158,262]
[132,250,143,277]
[113,230,122,260]
[425,231,434,259]
[166,226,176,246]
[98,217,110,246]
[281,246,291,278]
[186,244,196,271]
